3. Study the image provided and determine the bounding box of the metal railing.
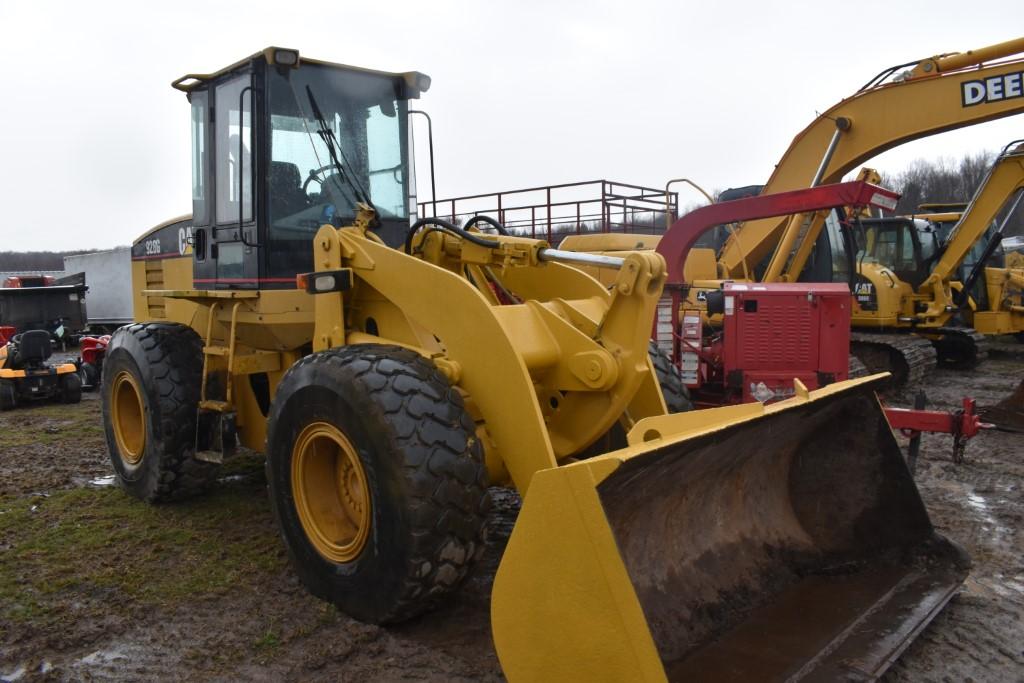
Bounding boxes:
[418,180,679,245]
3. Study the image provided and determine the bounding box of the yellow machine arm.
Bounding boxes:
[309,213,669,493]
[924,142,1024,291]
[718,36,1024,279]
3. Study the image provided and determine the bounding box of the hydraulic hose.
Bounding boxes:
[404,217,501,254]
[463,215,510,236]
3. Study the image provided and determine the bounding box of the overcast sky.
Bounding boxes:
[2,0,1023,251]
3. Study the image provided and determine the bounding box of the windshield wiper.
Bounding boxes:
[305,85,379,226]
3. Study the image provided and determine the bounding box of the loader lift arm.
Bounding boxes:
[718,36,1024,279]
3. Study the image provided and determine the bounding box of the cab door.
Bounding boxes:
[191,73,260,289]
[211,74,258,287]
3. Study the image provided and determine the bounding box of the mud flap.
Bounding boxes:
[492,375,969,682]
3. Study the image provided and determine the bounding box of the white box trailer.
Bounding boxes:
[63,247,133,332]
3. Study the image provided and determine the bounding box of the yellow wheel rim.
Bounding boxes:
[291,422,371,563]
[111,371,146,465]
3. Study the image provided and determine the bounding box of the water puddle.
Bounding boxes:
[75,648,128,668]
[88,475,117,487]
[1,665,26,682]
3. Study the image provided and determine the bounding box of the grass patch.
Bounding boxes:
[0,399,105,448]
[0,477,284,632]
[254,627,281,652]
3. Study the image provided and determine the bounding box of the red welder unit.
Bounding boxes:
[719,282,851,402]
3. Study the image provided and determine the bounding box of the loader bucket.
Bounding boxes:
[980,378,1024,432]
[492,375,968,682]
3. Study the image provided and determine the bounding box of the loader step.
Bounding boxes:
[665,559,964,682]
[194,449,224,464]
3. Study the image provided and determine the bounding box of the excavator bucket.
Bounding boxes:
[980,379,1024,432]
[492,375,968,682]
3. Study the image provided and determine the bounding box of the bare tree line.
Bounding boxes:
[0,250,101,273]
[880,151,1024,235]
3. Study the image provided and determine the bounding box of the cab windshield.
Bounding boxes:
[266,63,409,277]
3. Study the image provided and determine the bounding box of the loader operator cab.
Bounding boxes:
[174,47,429,289]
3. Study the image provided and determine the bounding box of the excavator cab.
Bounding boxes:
[172,47,428,289]
[856,218,933,289]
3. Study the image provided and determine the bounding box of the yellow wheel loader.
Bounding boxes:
[104,48,969,680]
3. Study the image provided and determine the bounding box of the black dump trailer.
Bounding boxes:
[0,280,88,339]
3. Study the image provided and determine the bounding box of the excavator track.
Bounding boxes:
[933,326,990,369]
[850,332,937,388]
[848,354,870,379]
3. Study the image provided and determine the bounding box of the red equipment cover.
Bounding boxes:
[721,282,851,402]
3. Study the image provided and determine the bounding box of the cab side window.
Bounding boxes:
[215,76,253,225]
[190,90,209,226]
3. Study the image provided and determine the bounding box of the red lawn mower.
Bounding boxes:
[77,334,111,392]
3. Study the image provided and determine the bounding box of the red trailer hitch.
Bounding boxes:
[883,393,992,473]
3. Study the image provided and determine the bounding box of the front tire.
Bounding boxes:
[648,341,694,413]
[266,344,489,625]
[101,323,220,502]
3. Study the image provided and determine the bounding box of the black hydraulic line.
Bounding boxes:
[463,215,510,236]
[482,266,521,303]
[854,215,869,290]
[844,212,860,292]
[857,59,923,92]
[404,217,500,254]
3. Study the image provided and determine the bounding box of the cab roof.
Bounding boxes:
[170,46,430,98]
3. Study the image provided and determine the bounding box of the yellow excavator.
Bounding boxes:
[849,142,1024,368]
[714,36,1024,379]
[566,35,1024,384]
[104,48,968,681]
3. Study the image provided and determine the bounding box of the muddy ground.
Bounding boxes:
[1,348,1022,682]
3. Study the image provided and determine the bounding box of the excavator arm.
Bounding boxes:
[719,36,1024,279]
[924,142,1024,294]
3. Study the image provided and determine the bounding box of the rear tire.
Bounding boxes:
[0,380,16,411]
[79,362,99,392]
[101,323,220,502]
[266,344,489,624]
[59,372,82,404]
